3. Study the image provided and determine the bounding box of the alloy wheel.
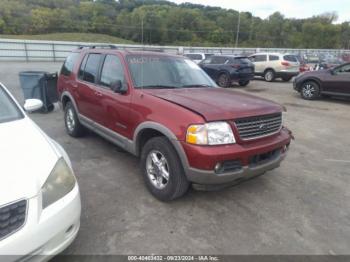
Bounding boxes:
[66,108,76,132]
[302,83,316,98]
[146,150,170,190]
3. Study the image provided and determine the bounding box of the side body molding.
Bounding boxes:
[59,93,191,178]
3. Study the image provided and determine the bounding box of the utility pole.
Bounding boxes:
[235,11,241,48]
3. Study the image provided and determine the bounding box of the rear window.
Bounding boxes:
[61,52,79,76]
[283,55,298,62]
[269,55,279,61]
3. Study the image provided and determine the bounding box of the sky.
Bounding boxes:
[169,0,350,23]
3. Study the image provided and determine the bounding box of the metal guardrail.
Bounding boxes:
[0,38,349,62]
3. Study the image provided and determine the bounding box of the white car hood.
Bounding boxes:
[0,117,59,206]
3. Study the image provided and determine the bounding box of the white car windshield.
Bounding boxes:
[126,55,217,89]
[0,86,23,123]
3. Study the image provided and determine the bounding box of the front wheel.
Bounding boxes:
[300,81,320,100]
[239,80,250,87]
[141,137,190,201]
[64,101,86,137]
[264,70,275,82]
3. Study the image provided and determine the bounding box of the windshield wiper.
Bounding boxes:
[181,84,213,88]
[136,85,177,89]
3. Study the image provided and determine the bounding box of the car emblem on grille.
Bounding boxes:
[259,123,267,130]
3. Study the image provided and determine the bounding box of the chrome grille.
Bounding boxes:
[234,113,282,140]
[0,200,27,240]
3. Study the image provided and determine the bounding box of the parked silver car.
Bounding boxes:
[249,53,300,82]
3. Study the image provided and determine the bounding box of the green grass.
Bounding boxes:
[0,32,136,44]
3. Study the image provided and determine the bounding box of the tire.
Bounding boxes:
[238,80,250,87]
[217,73,230,87]
[264,69,275,82]
[140,136,190,201]
[300,81,320,100]
[282,76,292,82]
[64,101,86,137]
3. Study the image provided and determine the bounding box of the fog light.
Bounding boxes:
[214,163,222,173]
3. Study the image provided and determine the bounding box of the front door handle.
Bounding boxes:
[95,91,103,97]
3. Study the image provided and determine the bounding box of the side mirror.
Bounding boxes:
[24,99,43,112]
[110,80,127,94]
[330,69,335,75]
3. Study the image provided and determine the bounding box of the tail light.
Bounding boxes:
[281,61,290,66]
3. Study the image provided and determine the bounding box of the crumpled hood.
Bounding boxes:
[144,88,282,121]
[0,118,59,206]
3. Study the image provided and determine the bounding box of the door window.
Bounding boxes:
[100,55,125,88]
[81,54,102,83]
[253,55,267,62]
[269,55,279,61]
[335,64,350,74]
[210,56,228,64]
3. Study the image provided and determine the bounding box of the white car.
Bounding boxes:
[249,53,300,82]
[0,83,81,260]
[184,53,213,64]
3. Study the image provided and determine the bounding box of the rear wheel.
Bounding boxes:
[141,137,190,201]
[217,73,230,87]
[238,80,250,87]
[264,69,275,82]
[300,81,320,100]
[64,101,86,137]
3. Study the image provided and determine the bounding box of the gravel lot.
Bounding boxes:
[1,62,350,255]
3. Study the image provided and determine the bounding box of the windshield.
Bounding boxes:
[126,55,217,89]
[0,86,23,123]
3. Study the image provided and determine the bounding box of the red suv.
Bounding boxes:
[58,46,293,201]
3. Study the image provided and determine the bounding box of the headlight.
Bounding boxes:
[186,122,235,145]
[41,158,76,209]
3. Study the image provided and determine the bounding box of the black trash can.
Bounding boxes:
[18,71,58,113]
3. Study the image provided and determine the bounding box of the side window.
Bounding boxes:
[254,55,267,62]
[269,55,279,61]
[210,56,227,64]
[78,55,88,79]
[60,52,79,76]
[283,55,298,62]
[82,54,101,83]
[336,64,350,74]
[100,55,125,88]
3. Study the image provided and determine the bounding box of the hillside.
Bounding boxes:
[0,33,136,44]
[0,0,349,48]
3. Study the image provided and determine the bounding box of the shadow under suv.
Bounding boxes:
[57,47,292,201]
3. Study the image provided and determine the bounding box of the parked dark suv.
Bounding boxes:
[294,62,350,100]
[199,55,254,87]
[58,46,292,201]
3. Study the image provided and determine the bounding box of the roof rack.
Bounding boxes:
[127,47,164,53]
[77,44,117,50]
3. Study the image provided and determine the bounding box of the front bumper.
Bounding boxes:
[0,184,81,261]
[181,128,292,185]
